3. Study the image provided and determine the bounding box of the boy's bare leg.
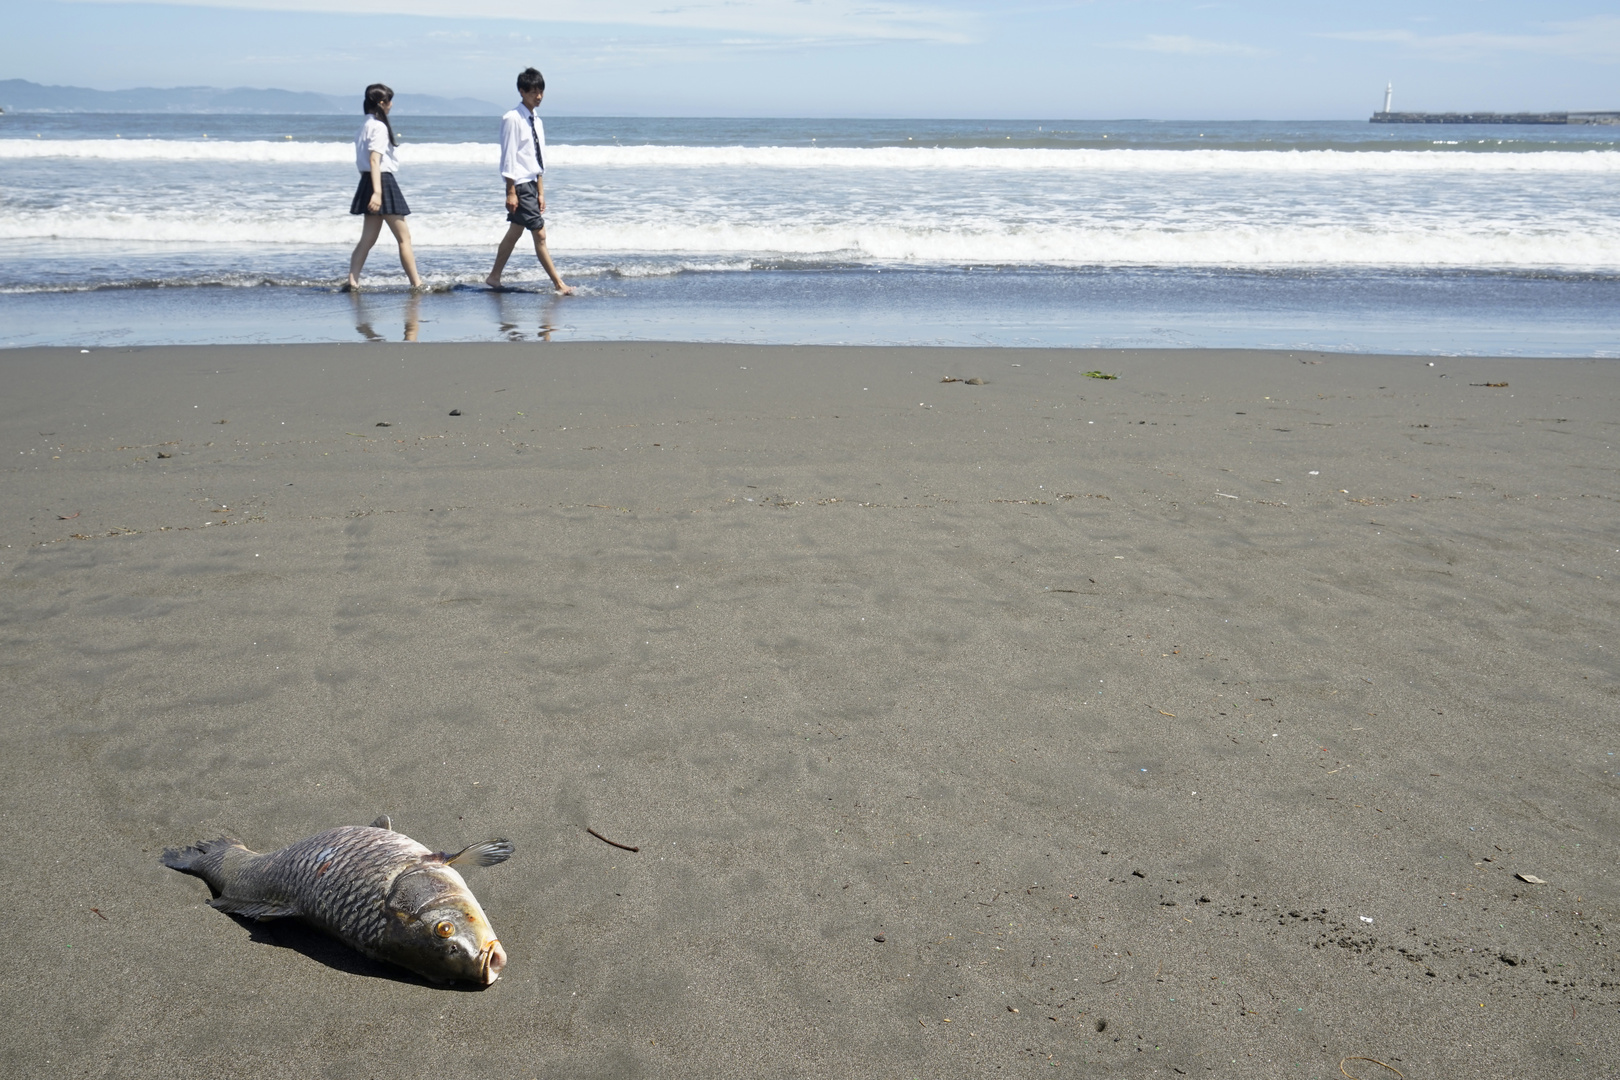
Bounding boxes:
[384,215,423,290]
[347,214,385,289]
[530,228,574,294]
[485,221,527,287]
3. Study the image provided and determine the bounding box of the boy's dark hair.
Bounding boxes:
[517,68,545,95]
[362,82,397,147]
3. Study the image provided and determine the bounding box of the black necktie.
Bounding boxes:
[527,111,544,176]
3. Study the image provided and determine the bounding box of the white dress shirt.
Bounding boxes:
[354,117,399,174]
[499,104,546,183]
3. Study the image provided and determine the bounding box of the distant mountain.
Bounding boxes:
[0,79,501,115]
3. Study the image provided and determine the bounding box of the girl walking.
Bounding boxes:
[347,83,422,290]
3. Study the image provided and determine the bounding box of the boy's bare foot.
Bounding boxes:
[484,273,504,289]
[555,283,576,296]
[342,279,358,292]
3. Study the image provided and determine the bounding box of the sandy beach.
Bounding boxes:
[1,343,1615,1079]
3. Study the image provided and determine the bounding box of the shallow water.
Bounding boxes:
[2,116,1617,352]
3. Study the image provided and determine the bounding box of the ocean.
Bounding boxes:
[2,114,1617,353]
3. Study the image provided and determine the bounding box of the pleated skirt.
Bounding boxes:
[349,172,411,216]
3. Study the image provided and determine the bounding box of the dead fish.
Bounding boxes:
[162,815,511,985]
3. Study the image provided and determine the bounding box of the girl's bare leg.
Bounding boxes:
[348,214,385,289]
[530,228,574,294]
[384,215,423,289]
[486,221,526,287]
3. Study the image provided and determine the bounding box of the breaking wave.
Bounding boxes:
[4,214,1617,269]
[4,139,1619,173]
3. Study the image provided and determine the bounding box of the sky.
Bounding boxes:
[2,0,1617,117]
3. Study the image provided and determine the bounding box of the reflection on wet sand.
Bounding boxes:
[349,291,420,342]
[490,289,561,342]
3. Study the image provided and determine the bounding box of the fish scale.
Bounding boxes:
[163,819,512,985]
[249,827,429,942]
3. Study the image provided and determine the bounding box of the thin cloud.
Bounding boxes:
[1124,34,1266,57]
[67,0,976,43]
[1319,15,1620,61]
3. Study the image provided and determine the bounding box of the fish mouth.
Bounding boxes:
[480,939,506,984]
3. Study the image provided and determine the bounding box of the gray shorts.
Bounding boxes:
[507,181,545,232]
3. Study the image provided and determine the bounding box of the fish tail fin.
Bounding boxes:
[161,836,243,886]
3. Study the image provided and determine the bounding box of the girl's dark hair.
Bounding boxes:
[517,68,545,94]
[363,83,397,147]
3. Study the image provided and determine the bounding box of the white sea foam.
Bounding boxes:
[0,259,761,293]
[0,139,497,165]
[566,221,1620,267]
[4,139,1619,173]
[559,145,1620,174]
[7,130,1617,280]
[5,210,1617,268]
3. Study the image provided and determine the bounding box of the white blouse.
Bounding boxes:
[354,117,399,174]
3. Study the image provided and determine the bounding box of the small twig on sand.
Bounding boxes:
[90,908,107,920]
[1341,1057,1404,1080]
[586,827,639,853]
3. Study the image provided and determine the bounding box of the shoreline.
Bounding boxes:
[5,270,1619,355]
[2,343,1615,1077]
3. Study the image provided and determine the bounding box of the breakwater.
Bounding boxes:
[1372,111,1620,125]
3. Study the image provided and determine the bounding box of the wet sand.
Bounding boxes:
[1,343,1615,1079]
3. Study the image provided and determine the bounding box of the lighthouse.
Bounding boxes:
[1383,83,1393,113]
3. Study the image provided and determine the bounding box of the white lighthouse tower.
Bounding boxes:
[1383,83,1393,114]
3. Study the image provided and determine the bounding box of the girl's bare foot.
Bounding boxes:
[556,283,575,296]
[484,274,503,289]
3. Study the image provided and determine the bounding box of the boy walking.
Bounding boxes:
[486,67,573,294]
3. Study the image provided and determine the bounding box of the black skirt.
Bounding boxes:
[350,172,410,216]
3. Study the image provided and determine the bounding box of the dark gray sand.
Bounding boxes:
[2,344,1616,1079]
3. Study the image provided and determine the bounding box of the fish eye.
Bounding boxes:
[434,920,456,938]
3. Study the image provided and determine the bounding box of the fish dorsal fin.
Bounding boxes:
[437,839,514,869]
[371,815,394,831]
[210,897,300,921]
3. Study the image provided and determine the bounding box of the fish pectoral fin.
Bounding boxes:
[370,814,394,831]
[441,839,514,869]
[210,897,301,921]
